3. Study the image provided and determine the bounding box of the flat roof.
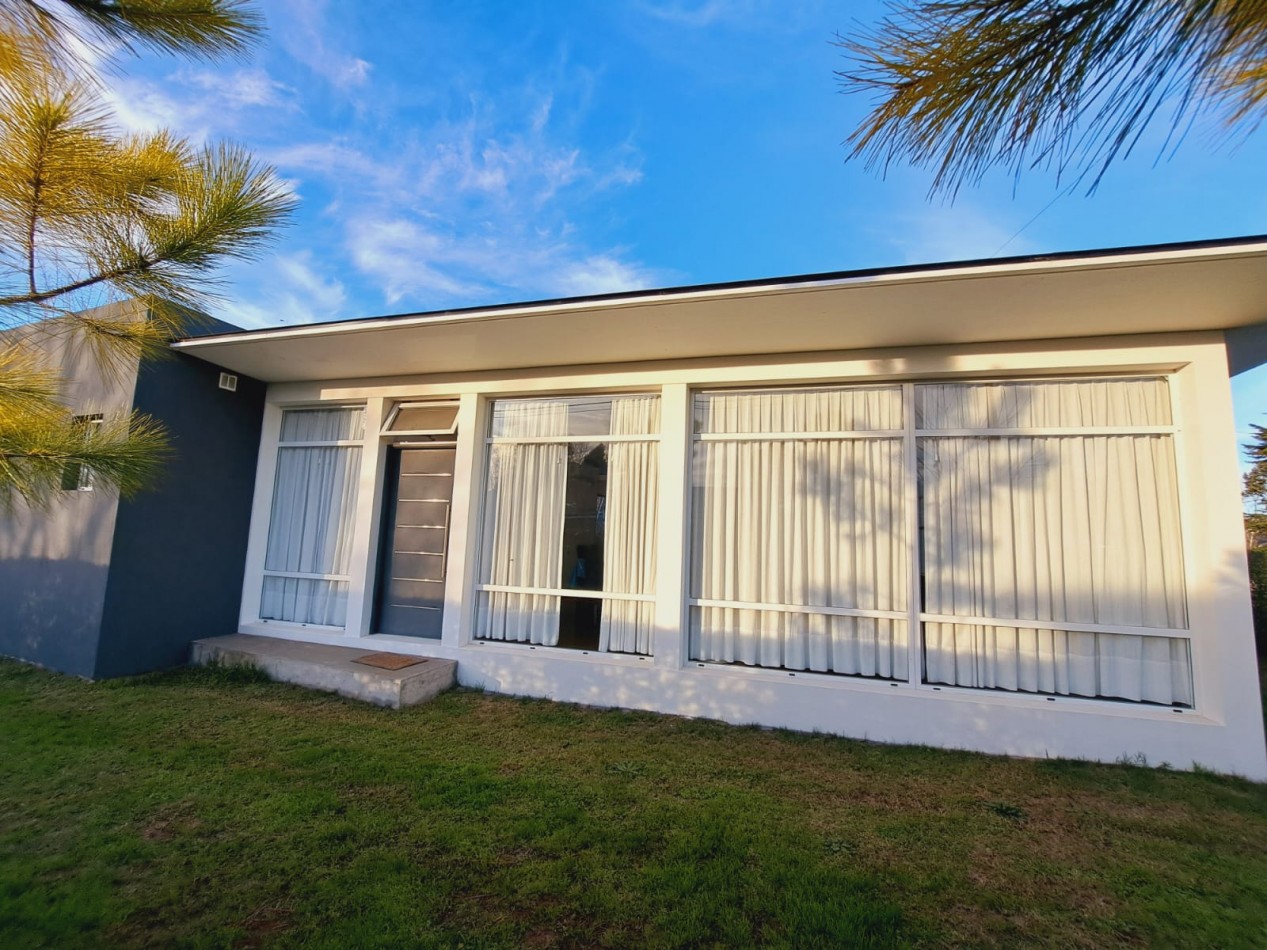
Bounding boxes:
[174,235,1267,383]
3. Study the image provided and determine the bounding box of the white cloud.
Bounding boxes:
[273,0,372,91]
[218,251,347,328]
[264,96,658,311]
[185,68,297,110]
[347,217,488,305]
[99,67,298,142]
[885,204,1037,265]
[557,256,658,296]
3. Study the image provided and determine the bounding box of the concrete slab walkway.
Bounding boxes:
[191,634,456,708]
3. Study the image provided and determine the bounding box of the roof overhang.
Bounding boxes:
[173,237,1267,383]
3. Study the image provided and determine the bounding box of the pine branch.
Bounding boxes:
[839,0,1267,194]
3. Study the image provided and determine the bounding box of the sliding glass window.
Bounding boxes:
[259,407,365,627]
[689,387,909,679]
[687,377,1193,706]
[476,395,660,654]
[917,378,1191,706]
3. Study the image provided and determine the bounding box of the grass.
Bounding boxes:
[1,659,1265,948]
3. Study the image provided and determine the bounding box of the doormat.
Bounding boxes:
[354,652,429,671]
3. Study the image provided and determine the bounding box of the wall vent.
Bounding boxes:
[218,372,238,392]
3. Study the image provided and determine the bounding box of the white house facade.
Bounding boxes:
[176,238,1267,779]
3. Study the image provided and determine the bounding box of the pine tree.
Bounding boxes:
[0,1,293,508]
[839,1,1267,194]
[1244,423,1267,545]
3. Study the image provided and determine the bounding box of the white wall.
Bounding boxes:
[235,331,1267,780]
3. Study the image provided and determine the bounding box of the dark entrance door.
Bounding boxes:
[374,445,455,638]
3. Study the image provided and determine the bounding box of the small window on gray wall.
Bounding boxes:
[60,414,104,492]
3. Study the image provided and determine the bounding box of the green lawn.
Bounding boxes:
[1,659,1265,949]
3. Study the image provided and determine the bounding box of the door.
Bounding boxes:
[374,445,456,637]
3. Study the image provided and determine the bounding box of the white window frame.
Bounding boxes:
[235,337,1244,731]
[243,402,370,632]
[684,375,1196,706]
[470,392,663,655]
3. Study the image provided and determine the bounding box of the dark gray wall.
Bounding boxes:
[94,353,264,677]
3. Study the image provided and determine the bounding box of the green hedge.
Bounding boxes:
[1248,549,1267,657]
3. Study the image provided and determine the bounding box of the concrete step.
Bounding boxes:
[191,634,456,708]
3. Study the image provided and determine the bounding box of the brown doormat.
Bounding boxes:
[354,652,429,671]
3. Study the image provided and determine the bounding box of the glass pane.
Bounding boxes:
[562,443,606,591]
[566,398,612,437]
[280,406,365,442]
[489,398,572,438]
[264,445,361,577]
[690,606,906,679]
[490,395,660,438]
[922,624,1192,706]
[920,436,1186,629]
[915,378,1171,429]
[389,404,457,433]
[261,576,349,627]
[693,386,903,434]
[690,437,906,611]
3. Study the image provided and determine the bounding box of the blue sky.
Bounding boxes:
[99,0,1267,445]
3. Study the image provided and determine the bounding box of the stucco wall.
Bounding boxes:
[95,354,265,677]
[0,314,141,676]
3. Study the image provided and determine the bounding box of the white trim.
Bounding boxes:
[239,403,283,627]
[917,613,1194,640]
[689,598,908,621]
[174,240,1267,350]
[448,393,486,647]
[476,584,655,602]
[655,383,690,671]
[695,430,904,441]
[344,396,387,638]
[485,433,660,444]
[274,439,365,448]
[260,570,352,582]
[903,381,921,688]
[915,426,1177,437]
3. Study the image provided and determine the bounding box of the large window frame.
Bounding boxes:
[256,404,367,630]
[685,376,1196,707]
[238,360,1208,716]
[472,392,662,656]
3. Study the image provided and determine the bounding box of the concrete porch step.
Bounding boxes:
[191,634,456,708]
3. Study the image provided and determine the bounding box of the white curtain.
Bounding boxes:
[690,389,907,676]
[916,378,1172,429]
[479,400,568,644]
[260,441,362,626]
[279,406,366,442]
[920,379,1191,704]
[600,396,660,654]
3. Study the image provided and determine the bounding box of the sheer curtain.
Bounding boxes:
[260,407,364,627]
[919,380,1192,705]
[479,401,568,644]
[600,396,660,654]
[690,388,908,676]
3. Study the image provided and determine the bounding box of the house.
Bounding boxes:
[0,300,265,677]
[5,238,1267,778]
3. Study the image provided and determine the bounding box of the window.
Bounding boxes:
[689,387,909,679]
[384,401,458,435]
[688,378,1193,707]
[259,407,365,627]
[60,414,104,492]
[916,378,1191,706]
[476,395,660,654]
